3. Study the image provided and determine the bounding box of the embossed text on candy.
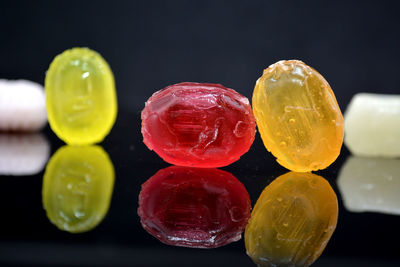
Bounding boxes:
[141,82,256,167]
[45,47,118,145]
[252,60,344,172]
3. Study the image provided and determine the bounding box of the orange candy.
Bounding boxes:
[252,60,344,172]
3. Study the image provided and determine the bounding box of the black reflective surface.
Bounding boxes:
[0,112,399,266]
[2,0,400,266]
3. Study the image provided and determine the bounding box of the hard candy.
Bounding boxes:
[141,82,256,167]
[42,145,114,233]
[138,166,251,248]
[338,156,400,215]
[245,172,338,267]
[0,79,47,131]
[45,48,118,145]
[252,60,344,172]
[344,93,400,157]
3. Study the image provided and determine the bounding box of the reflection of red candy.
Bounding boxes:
[138,166,251,248]
[141,82,256,167]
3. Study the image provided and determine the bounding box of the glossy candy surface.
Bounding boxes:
[0,79,47,131]
[252,60,344,172]
[43,145,114,233]
[141,82,256,167]
[344,93,400,157]
[45,48,117,145]
[245,172,338,267]
[138,166,251,248]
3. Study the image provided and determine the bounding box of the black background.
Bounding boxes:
[0,0,400,266]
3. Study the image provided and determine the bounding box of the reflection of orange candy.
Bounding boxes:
[252,60,344,172]
[245,172,338,267]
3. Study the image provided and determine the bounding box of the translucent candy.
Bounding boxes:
[338,156,400,215]
[45,48,117,145]
[42,145,114,233]
[245,172,338,267]
[0,79,47,131]
[141,82,256,167]
[344,93,400,157]
[138,166,251,248]
[252,60,344,172]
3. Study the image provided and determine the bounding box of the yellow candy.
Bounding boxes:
[252,60,344,172]
[42,145,114,233]
[45,48,117,145]
[245,172,338,267]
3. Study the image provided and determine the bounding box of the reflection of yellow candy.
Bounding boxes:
[45,48,118,145]
[252,60,344,172]
[245,172,338,267]
[42,145,114,233]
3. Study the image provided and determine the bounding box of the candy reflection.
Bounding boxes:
[245,172,338,267]
[0,133,50,176]
[42,145,114,233]
[138,166,251,248]
[338,156,400,215]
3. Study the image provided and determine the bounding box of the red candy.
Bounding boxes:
[141,82,256,167]
[138,166,251,248]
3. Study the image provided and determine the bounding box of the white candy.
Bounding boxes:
[344,93,400,157]
[337,156,400,215]
[0,133,50,176]
[0,79,47,131]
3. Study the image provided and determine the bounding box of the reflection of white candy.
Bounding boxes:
[0,134,50,175]
[344,93,400,157]
[337,156,400,215]
[0,79,47,131]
